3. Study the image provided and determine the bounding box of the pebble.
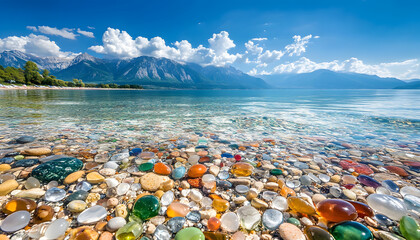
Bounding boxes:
[107,217,127,232]
[278,223,305,240]
[45,219,69,239]
[77,205,108,224]
[0,211,31,232]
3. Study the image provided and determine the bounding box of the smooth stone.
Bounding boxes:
[111,153,129,162]
[399,216,420,240]
[1,211,30,232]
[287,196,316,215]
[16,136,35,144]
[76,181,92,191]
[330,221,373,240]
[220,212,239,232]
[175,227,205,240]
[68,226,99,240]
[316,199,357,222]
[382,180,399,193]
[2,198,36,215]
[45,219,69,239]
[167,202,189,218]
[270,169,283,175]
[11,158,39,168]
[0,180,18,196]
[186,211,201,222]
[237,205,261,230]
[400,186,420,198]
[130,148,142,156]
[117,183,130,195]
[67,200,87,212]
[116,221,143,240]
[287,217,301,226]
[161,190,174,206]
[167,217,185,233]
[346,200,374,218]
[86,172,105,184]
[203,232,229,240]
[304,226,335,240]
[23,147,51,156]
[230,162,254,177]
[172,166,186,179]
[44,187,66,202]
[366,194,408,220]
[262,209,283,230]
[140,173,169,191]
[188,164,207,178]
[104,161,119,170]
[15,188,45,199]
[404,194,420,211]
[31,157,83,183]
[107,217,127,232]
[374,214,395,227]
[65,190,89,204]
[358,175,382,188]
[278,223,306,240]
[77,205,108,224]
[105,178,119,188]
[64,170,85,184]
[132,195,161,220]
[0,164,11,171]
[271,196,288,211]
[24,177,41,189]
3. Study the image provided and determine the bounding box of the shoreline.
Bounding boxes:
[0,85,143,90]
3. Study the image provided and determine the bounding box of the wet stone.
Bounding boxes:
[316,199,358,222]
[304,226,335,240]
[133,195,161,220]
[11,158,39,168]
[262,209,283,230]
[366,194,408,221]
[45,187,66,202]
[31,157,83,183]
[175,227,205,240]
[329,221,373,240]
[167,217,185,233]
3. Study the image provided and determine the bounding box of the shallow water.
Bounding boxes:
[0,89,419,148]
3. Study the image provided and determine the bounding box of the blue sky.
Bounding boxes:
[1,0,420,79]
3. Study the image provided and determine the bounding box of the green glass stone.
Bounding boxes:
[65,190,89,204]
[132,195,160,220]
[270,169,283,175]
[304,226,335,240]
[31,157,83,183]
[138,162,154,172]
[287,217,301,226]
[116,221,143,240]
[330,221,373,240]
[14,155,24,160]
[400,216,420,240]
[175,227,205,240]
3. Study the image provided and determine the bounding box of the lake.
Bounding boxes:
[0,89,419,148]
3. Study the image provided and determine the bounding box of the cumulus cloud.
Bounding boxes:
[267,57,420,80]
[284,35,313,56]
[0,34,74,58]
[89,28,241,66]
[77,29,95,38]
[28,26,77,40]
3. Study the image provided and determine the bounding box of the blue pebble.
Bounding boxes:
[186,211,201,222]
[382,180,400,192]
[221,153,233,158]
[0,157,14,164]
[129,148,142,156]
[172,166,186,180]
[167,217,185,233]
[75,181,92,191]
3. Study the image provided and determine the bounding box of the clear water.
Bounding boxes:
[0,89,419,148]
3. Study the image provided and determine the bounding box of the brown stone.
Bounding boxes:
[64,171,85,184]
[22,147,51,156]
[68,226,99,240]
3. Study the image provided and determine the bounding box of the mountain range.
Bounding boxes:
[0,50,418,89]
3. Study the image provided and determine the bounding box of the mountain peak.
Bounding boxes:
[72,53,97,63]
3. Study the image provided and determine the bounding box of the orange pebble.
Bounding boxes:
[280,186,296,197]
[187,178,202,188]
[207,217,221,231]
[154,162,171,175]
[187,164,207,178]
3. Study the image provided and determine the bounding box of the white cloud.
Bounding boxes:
[251,37,267,41]
[285,35,313,56]
[0,34,73,58]
[77,29,95,38]
[89,28,240,66]
[268,57,420,80]
[26,26,37,31]
[29,26,77,40]
[87,26,95,30]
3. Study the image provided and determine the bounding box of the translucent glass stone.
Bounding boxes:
[308,173,321,184]
[167,217,186,233]
[330,221,373,240]
[201,197,213,209]
[202,174,216,183]
[294,162,309,169]
[186,211,201,222]
[262,191,278,201]
[161,191,175,206]
[318,174,330,183]
[47,181,58,189]
[271,196,288,211]
[218,171,229,179]
[237,205,261,230]
[154,225,171,240]
[376,187,391,195]
[24,177,40,189]
[76,181,92,191]
[45,219,69,239]
[329,187,342,198]
[286,180,301,189]
[316,199,357,222]
[77,205,107,224]
[220,212,239,232]
[400,186,420,198]
[117,183,130,195]
[262,209,283,230]
[0,210,31,232]
[116,221,143,240]
[381,180,399,193]
[366,194,408,220]
[300,175,313,186]
[45,187,66,202]
[235,185,249,194]
[404,194,420,211]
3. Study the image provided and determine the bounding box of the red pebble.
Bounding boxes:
[384,166,409,177]
[234,155,242,161]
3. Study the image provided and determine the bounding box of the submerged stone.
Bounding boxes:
[31,157,83,183]
[132,195,161,220]
[330,221,373,240]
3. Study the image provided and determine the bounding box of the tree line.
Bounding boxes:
[0,61,143,89]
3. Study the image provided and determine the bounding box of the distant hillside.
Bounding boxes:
[0,50,269,89]
[394,81,420,89]
[261,69,408,89]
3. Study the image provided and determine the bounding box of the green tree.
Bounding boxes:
[42,69,50,79]
[24,61,41,85]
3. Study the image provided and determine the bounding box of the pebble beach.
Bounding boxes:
[0,89,419,240]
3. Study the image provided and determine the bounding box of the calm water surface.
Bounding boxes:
[0,89,419,148]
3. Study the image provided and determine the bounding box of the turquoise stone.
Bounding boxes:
[172,166,186,179]
[287,217,301,226]
[31,157,83,183]
[330,221,373,240]
[138,162,154,172]
[270,169,283,175]
[175,227,205,240]
[132,195,160,220]
[11,158,39,168]
[399,216,420,240]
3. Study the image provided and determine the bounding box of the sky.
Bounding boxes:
[0,0,420,80]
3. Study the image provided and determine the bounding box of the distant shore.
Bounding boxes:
[0,85,143,90]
